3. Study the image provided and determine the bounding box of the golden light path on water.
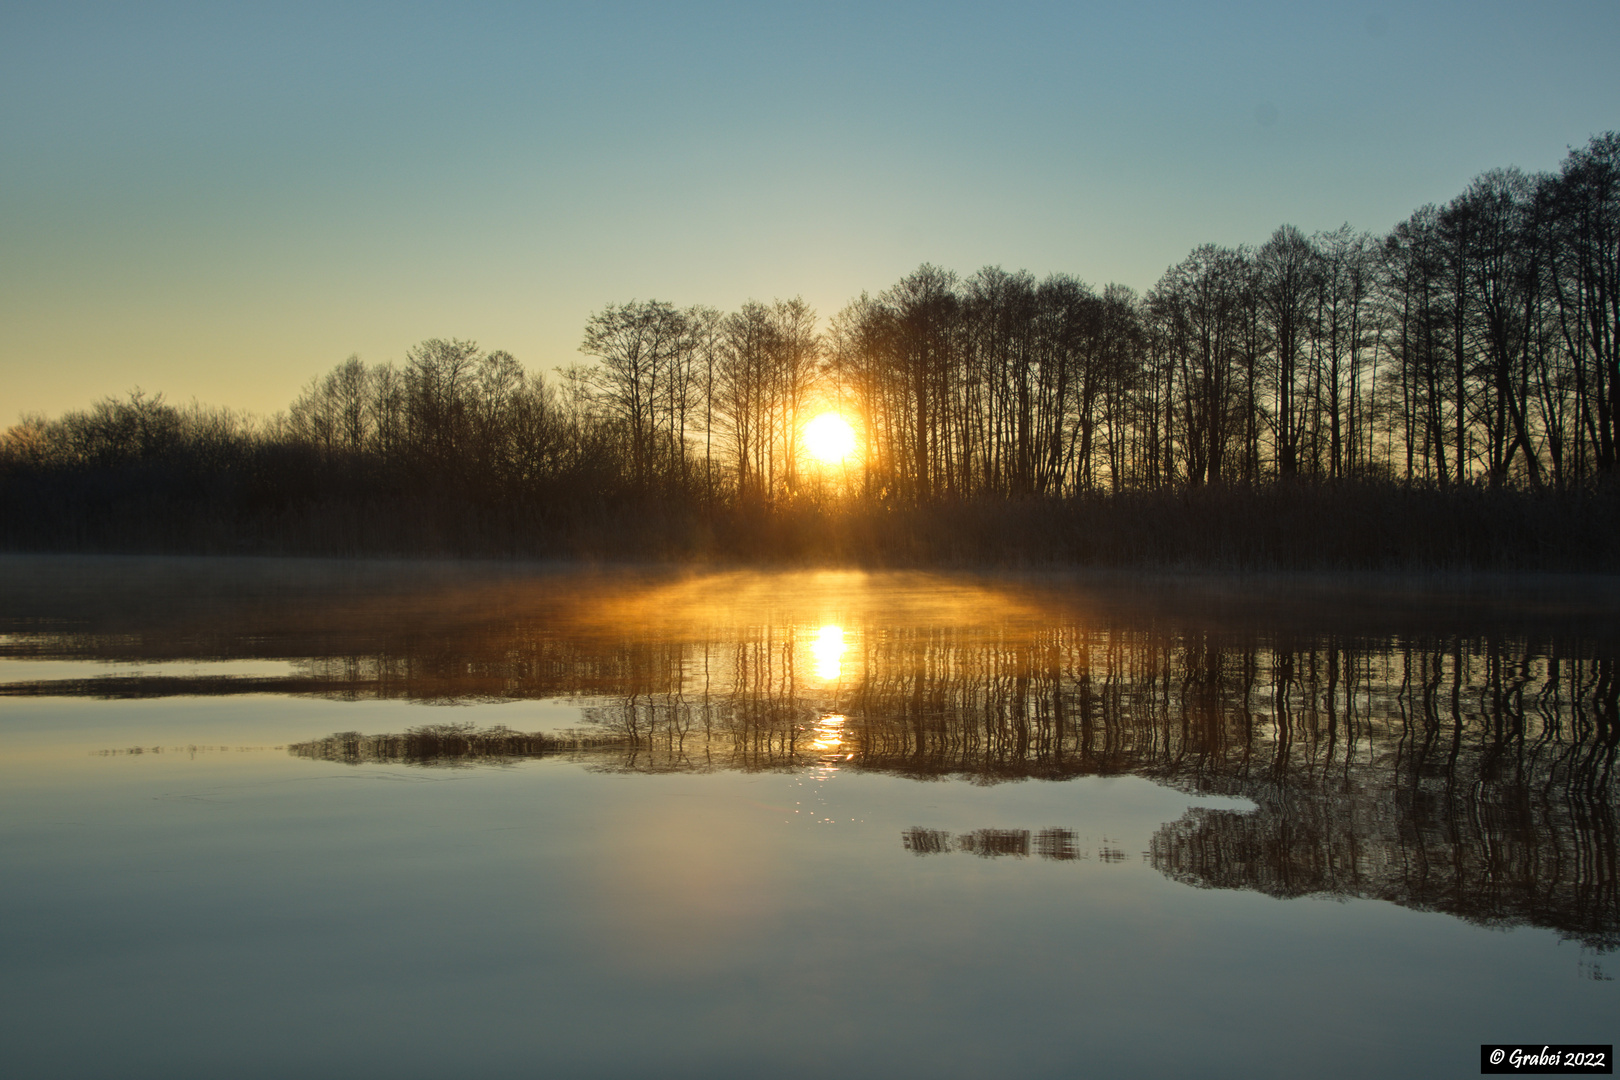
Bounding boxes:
[810,624,849,756]
[811,623,845,681]
[810,714,848,754]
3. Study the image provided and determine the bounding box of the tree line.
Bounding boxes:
[3,133,1618,562]
[561,133,1620,501]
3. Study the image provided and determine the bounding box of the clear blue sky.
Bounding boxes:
[3,1,1617,418]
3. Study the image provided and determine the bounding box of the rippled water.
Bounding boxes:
[1,556,1615,1079]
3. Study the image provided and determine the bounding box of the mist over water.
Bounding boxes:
[1,556,1615,1078]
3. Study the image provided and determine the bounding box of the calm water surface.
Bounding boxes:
[1,556,1616,1079]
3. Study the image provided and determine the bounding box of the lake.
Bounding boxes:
[1,556,1615,1079]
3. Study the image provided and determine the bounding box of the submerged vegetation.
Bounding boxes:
[5,134,1620,566]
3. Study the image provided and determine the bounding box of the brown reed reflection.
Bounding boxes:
[902,827,1089,861]
[287,724,616,768]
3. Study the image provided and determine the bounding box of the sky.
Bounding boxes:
[3,1,1618,420]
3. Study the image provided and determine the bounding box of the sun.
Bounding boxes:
[803,412,856,465]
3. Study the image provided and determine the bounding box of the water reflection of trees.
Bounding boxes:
[600,629,1617,949]
[843,630,1616,950]
[903,827,1088,861]
[10,600,1615,948]
[235,625,1620,949]
[1145,645,1619,950]
[287,723,614,768]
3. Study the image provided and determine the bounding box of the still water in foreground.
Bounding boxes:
[1,557,1615,1079]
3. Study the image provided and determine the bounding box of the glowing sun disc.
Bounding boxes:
[804,412,856,464]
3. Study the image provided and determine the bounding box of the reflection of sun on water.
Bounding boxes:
[811,714,846,752]
[812,624,845,681]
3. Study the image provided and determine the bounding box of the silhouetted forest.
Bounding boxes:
[6,134,1620,565]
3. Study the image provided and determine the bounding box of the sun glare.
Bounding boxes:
[804,412,856,465]
[811,713,846,752]
[812,624,846,681]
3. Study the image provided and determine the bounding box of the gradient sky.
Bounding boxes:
[3,1,1617,420]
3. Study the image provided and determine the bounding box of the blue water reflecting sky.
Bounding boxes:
[2,690,1613,1079]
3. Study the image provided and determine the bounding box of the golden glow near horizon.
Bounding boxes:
[803,412,857,465]
[812,624,845,681]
